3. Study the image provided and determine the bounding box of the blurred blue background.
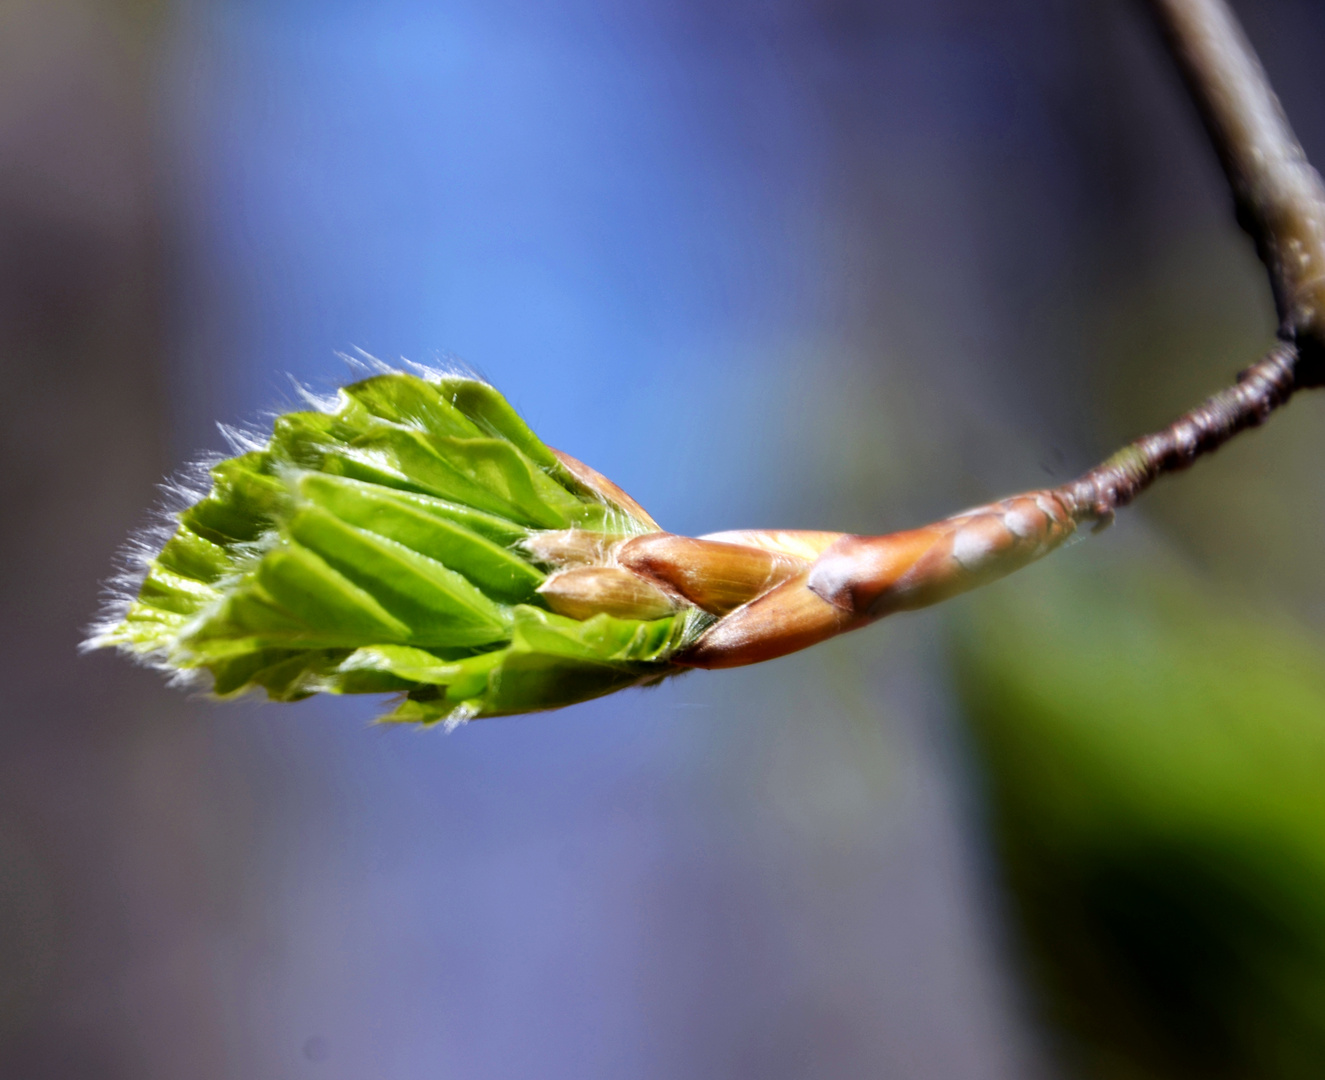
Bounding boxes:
[4,0,1325,1076]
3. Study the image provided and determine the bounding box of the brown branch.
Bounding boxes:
[1049,0,1325,526]
[614,0,1325,672]
[1148,0,1325,384]
[1059,340,1298,524]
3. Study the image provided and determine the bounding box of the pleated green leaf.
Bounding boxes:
[296,473,543,603]
[349,605,705,725]
[284,506,512,646]
[91,368,695,721]
[435,376,564,471]
[342,374,482,439]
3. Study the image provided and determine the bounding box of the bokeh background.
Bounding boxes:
[5,0,1325,1076]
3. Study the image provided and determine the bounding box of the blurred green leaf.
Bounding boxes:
[952,557,1325,1079]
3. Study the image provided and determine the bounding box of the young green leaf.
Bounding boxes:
[88,369,696,723]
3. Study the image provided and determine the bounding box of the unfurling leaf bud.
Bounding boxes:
[87,369,703,725]
[90,367,1083,724]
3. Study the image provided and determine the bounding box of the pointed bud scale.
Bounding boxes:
[538,567,681,621]
[696,529,845,562]
[676,571,854,669]
[520,529,626,569]
[618,533,809,616]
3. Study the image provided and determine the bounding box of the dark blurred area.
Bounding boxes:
[4,0,1325,1076]
[957,553,1325,1080]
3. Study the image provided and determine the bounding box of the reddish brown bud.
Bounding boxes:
[618,533,809,616]
[697,529,845,561]
[676,572,854,669]
[678,490,1076,669]
[808,491,1076,616]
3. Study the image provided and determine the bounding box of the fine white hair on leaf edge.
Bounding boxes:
[290,379,342,415]
[397,348,490,387]
[217,422,270,456]
[443,701,480,733]
[81,464,212,652]
[339,347,490,385]
[339,348,398,380]
[83,353,517,666]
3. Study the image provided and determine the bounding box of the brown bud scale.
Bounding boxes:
[537,566,680,621]
[678,490,1076,669]
[521,529,627,569]
[676,571,853,669]
[618,533,809,617]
